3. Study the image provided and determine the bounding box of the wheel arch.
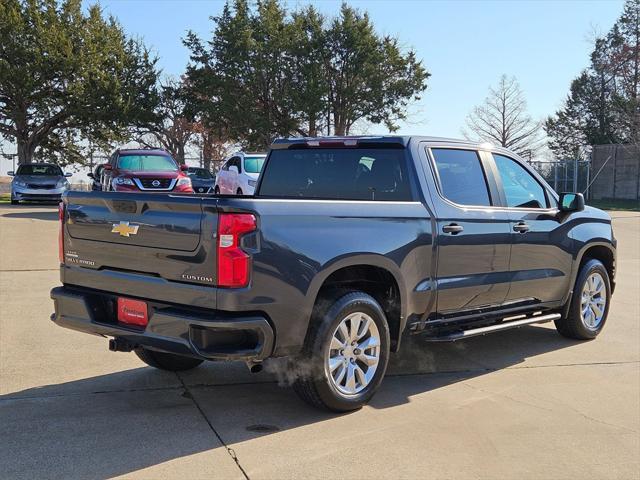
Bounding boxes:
[306,255,408,352]
[562,241,616,316]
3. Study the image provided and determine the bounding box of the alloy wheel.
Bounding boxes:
[326,312,381,396]
[580,272,607,329]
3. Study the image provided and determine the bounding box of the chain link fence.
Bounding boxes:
[529,159,592,197]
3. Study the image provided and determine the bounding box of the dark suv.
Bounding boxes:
[52,136,616,411]
[99,148,193,193]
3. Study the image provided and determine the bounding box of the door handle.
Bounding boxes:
[442,223,464,234]
[513,222,530,233]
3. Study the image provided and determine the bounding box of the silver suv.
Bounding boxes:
[9,163,72,204]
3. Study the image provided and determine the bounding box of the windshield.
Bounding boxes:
[243,156,266,174]
[117,154,177,171]
[188,168,213,179]
[16,164,63,176]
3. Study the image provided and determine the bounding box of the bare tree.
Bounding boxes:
[133,78,196,163]
[191,124,234,172]
[463,75,543,158]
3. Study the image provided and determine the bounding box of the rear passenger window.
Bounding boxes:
[431,149,491,206]
[258,149,412,201]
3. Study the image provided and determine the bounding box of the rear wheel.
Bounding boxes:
[293,291,390,412]
[555,258,611,340]
[135,347,204,371]
[10,197,18,205]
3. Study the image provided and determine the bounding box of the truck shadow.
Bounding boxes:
[2,207,58,221]
[0,325,581,479]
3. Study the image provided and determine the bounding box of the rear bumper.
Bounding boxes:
[50,286,274,362]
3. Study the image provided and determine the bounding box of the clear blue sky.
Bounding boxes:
[92,0,623,138]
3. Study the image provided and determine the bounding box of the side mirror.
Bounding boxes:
[559,192,585,212]
[64,172,73,177]
[87,173,95,179]
[180,164,189,171]
[7,171,14,176]
[229,165,239,174]
[102,164,112,171]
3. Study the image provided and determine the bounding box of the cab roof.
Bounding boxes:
[115,148,172,156]
[270,136,486,150]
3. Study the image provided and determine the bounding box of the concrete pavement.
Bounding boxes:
[0,204,638,479]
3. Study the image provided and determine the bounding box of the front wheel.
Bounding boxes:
[293,291,390,412]
[555,258,611,340]
[135,347,204,371]
[10,197,18,205]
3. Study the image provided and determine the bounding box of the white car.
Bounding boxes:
[214,152,266,195]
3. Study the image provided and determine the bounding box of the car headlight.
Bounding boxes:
[248,179,257,187]
[13,180,27,188]
[177,177,192,187]
[113,177,134,186]
[56,179,69,188]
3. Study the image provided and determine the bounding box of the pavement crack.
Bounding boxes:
[0,384,185,402]
[461,382,639,434]
[460,382,556,413]
[507,360,640,370]
[0,268,58,272]
[555,401,639,433]
[176,372,250,480]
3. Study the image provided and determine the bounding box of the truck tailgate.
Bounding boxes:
[67,193,202,251]
[62,192,218,299]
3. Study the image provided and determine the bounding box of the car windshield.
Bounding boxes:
[188,168,213,179]
[117,154,177,171]
[16,164,62,176]
[243,156,266,174]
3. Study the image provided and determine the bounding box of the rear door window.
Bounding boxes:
[431,149,491,206]
[258,149,412,201]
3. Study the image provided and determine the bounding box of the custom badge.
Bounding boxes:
[111,221,140,237]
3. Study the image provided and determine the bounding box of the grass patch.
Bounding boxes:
[0,193,10,203]
[588,198,640,212]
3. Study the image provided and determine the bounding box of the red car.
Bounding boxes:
[99,148,193,193]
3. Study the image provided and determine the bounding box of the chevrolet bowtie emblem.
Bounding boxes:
[111,221,139,237]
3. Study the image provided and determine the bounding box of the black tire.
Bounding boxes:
[135,347,204,371]
[214,186,220,194]
[10,198,18,205]
[555,258,611,340]
[236,188,243,195]
[293,291,390,412]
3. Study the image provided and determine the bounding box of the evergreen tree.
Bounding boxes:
[0,0,159,164]
[546,0,640,155]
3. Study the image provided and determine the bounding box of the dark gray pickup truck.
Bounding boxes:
[51,136,616,411]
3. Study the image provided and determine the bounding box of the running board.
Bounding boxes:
[422,313,561,342]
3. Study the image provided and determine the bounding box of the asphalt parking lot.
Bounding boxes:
[0,204,638,480]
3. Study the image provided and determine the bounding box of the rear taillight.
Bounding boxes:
[217,213,256,288]
[58,202,65,264]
